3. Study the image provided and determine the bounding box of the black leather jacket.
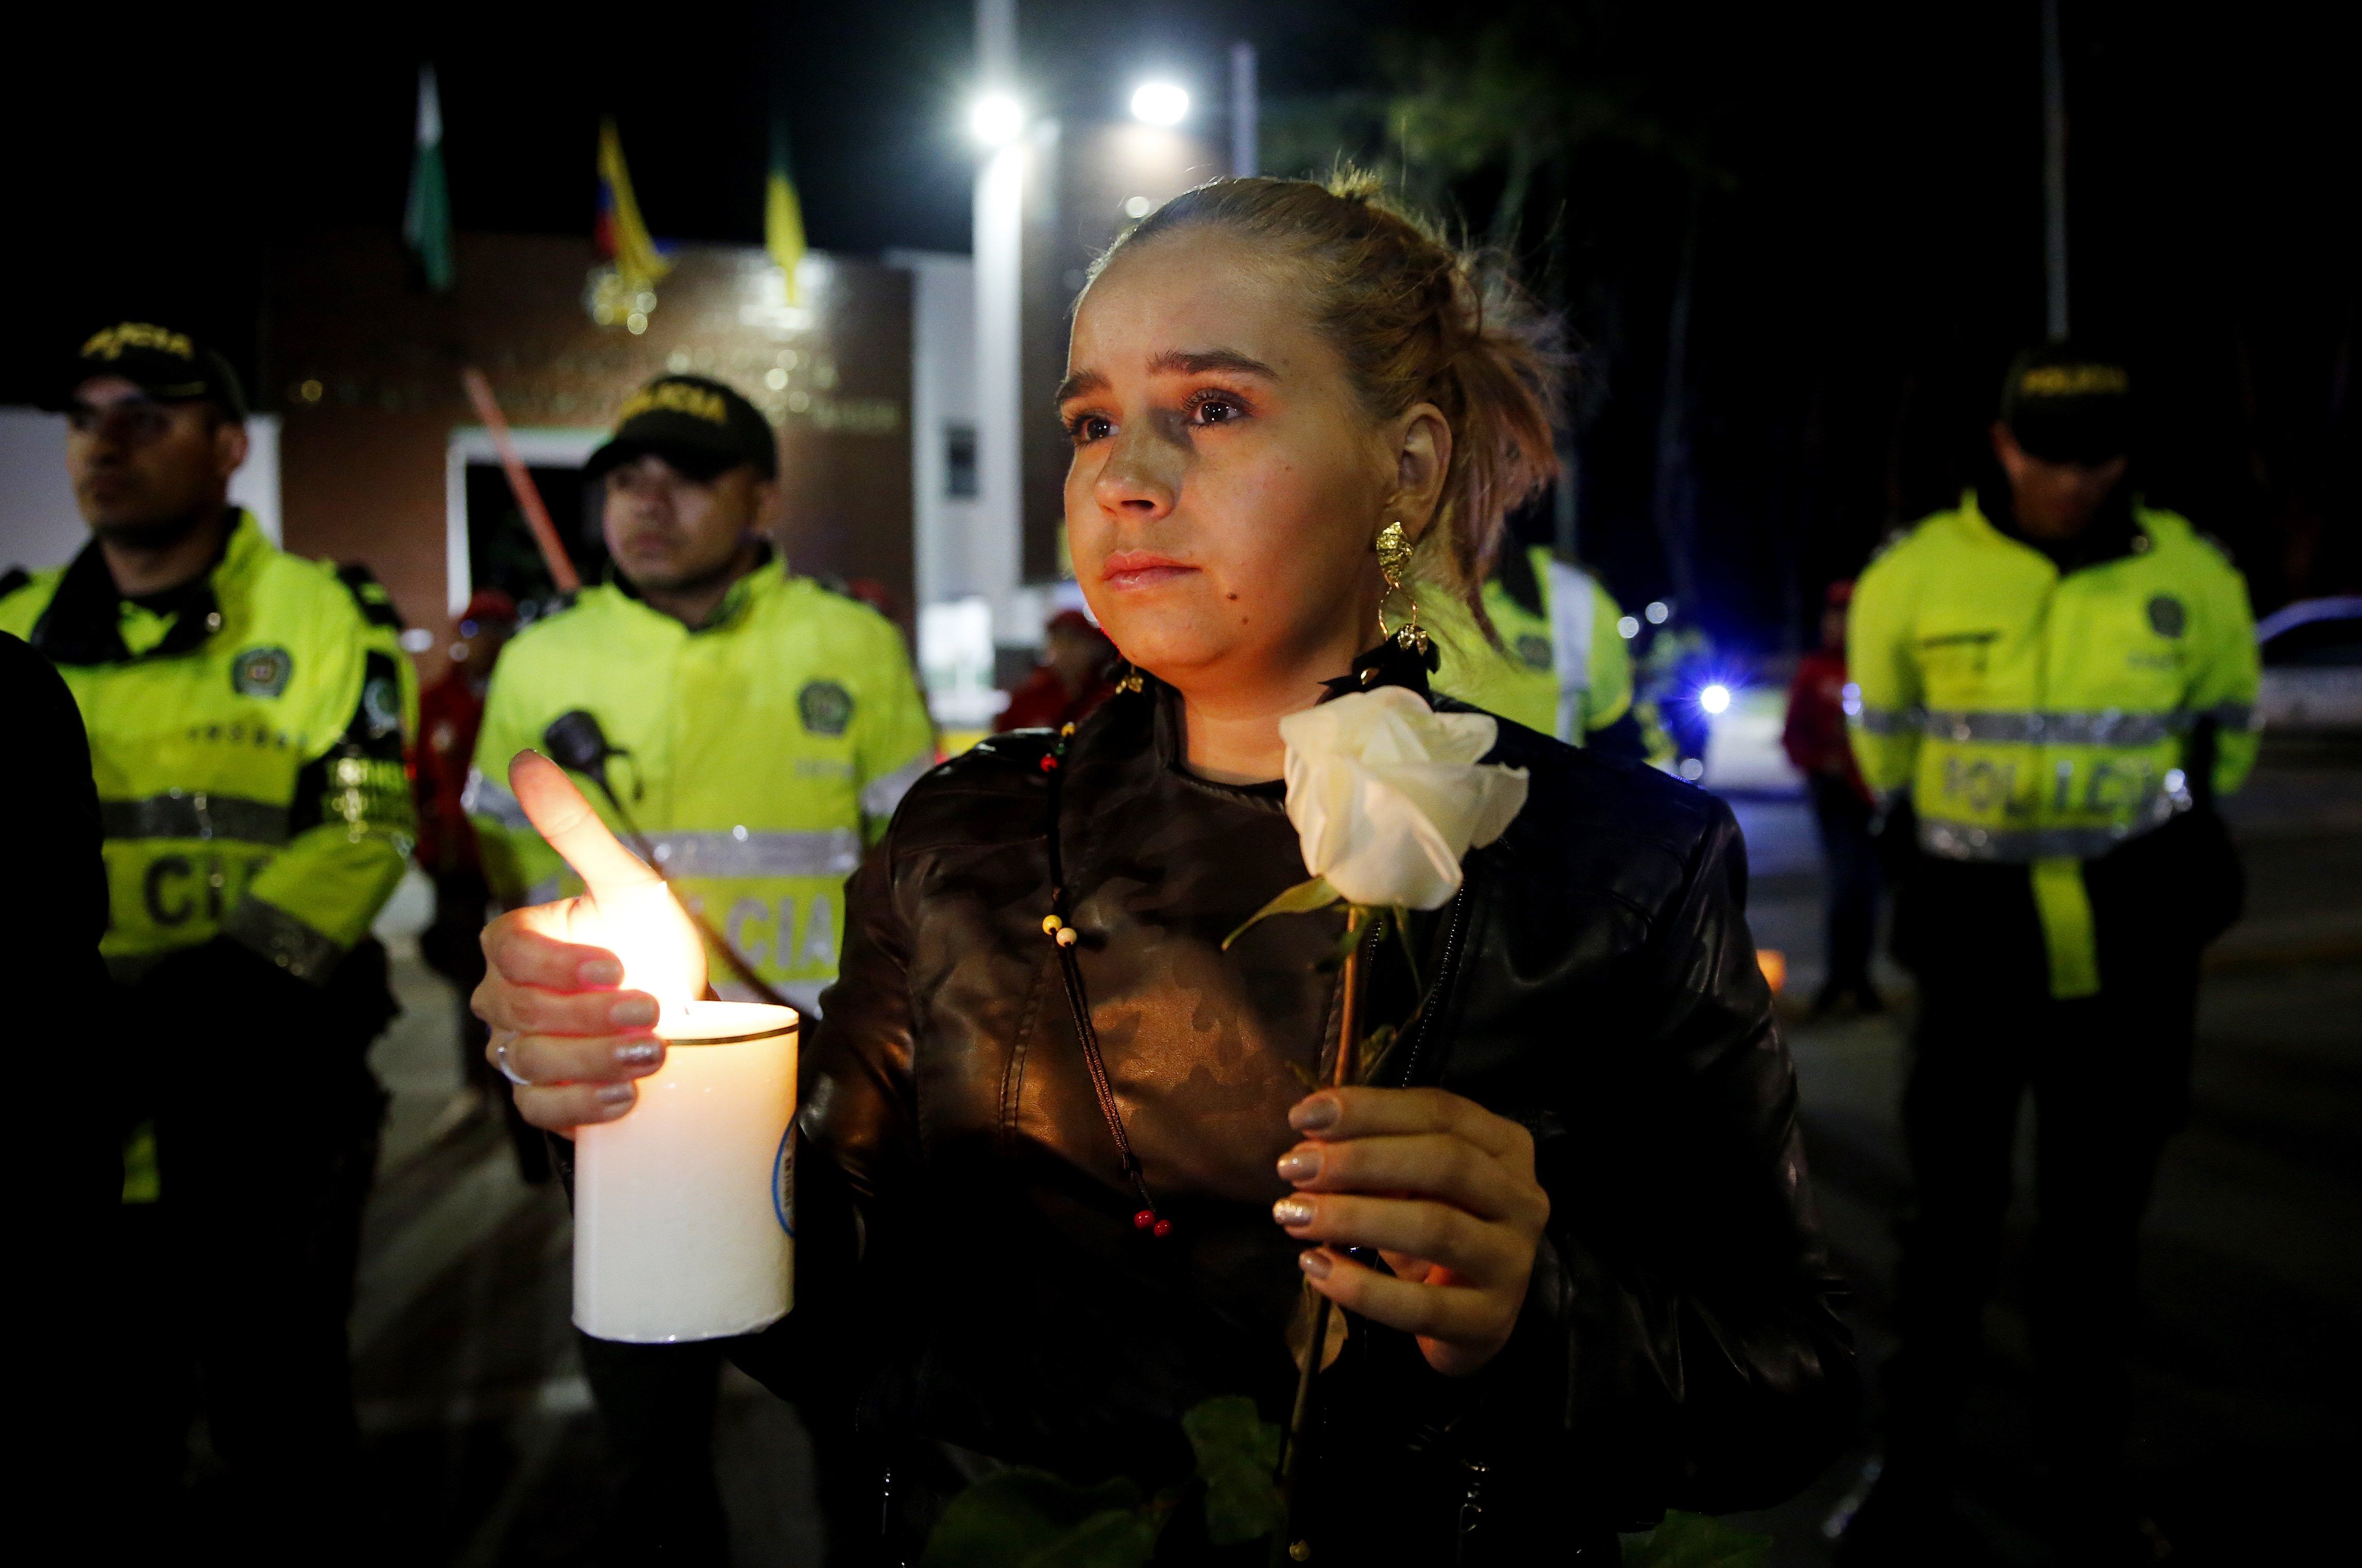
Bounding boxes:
[740,672,1856,1559]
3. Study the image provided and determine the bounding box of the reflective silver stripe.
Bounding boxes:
[1918,801,2182,863]
[1859,705,2254,745]
[99,792,289,846]
[461,769,533,831]
[221,895,345,985]
[860,752,935,823]
[647,828,862,879]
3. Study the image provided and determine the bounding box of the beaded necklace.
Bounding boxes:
[1034,679,1176,1240]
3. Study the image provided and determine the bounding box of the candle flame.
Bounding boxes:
[573,882,705,1020]
[509,751,708,1021]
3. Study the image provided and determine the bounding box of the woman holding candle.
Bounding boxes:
[478,175,1856,1560]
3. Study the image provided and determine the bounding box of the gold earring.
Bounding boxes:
[1374,521,1428,655]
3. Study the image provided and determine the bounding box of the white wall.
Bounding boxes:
[0,406,283,574]
[884,250,982,616]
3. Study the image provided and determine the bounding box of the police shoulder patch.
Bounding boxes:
[798,679,855,736]
[1515,633,1553,672]
[232,645,294,697]
[363,673,402,738]
[2147,594,2187,639]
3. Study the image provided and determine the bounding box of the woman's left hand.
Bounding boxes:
[1273,1086,1550,1376]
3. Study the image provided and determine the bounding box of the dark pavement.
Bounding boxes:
[1728,743,2362,1564]
[343,743,2362,1564]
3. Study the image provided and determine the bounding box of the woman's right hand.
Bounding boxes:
[473,751,705,1135]
[476,903,663,1136]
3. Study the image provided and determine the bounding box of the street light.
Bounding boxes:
[1700,683,1732,715]
[970,92,1024,146]
[1129,82,1189,126]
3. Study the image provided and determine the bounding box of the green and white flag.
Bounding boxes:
[403,65,454,293]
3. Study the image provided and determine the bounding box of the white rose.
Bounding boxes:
[1278,686,1530,910]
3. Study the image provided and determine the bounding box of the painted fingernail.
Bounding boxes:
[609,996,658,1027]
[1272,1196,1316,1228]
[595,1083,636,1108]
[1289,1095,1340,1132]
[616,1040,662,1067]
[580,958,624,987]
[1298,1249,1332,1279]
[1277,1147,1322,1183]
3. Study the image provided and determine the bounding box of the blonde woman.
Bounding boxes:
[476,176,1855,1561]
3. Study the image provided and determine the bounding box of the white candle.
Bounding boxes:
[573,1000,799,1343]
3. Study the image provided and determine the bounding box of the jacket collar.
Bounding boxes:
[31,508,258,666]
[1141,638,1440,796]
[1966,476,2145,575]
[1318,634,1439,703]
[608,540,779,632]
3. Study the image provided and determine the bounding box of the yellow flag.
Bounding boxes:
[596,118,672,289]
[766,168,806,305]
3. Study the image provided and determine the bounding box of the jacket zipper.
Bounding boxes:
[1395,880,1472,1088]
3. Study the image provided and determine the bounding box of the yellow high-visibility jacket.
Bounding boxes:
[1847,493,2259,996]
[465,558,935,1015]
[1,512,418,986]
[1429,547,1634,744]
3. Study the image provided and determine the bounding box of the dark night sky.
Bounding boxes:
[8,1,2354,638]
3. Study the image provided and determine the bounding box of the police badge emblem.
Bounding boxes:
[798,680,855,736]
[231,646,293,697]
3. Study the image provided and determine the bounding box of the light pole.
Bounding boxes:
[2040,0,2069,339]
[973,0,1024,639]
[1229,41,1257,177]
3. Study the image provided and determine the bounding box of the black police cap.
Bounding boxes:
[584,375,779,483]
[48,321,248,420]
[2000,341,2132,465]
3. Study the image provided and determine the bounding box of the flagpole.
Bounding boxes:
[459,368,581,594]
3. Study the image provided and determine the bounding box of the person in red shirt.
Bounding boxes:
[1784,579,1884,1015]
[413,590,544,1174]
[997,607,1118,732]
[415,589,515,880]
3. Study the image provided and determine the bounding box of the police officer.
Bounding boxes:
[1,323,416,1554]
[1428,541,1648,757]
[466,374,934,1564]
[1837,344,2258,1564]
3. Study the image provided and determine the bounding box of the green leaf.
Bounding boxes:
[920,1469,1158,1568]
[1222,877,1342,950]
[1182,1396,1286,1547]
[1621,1510,1775,1568]
[1356,1023,1400,1087]
[1018,1508,1165,1568]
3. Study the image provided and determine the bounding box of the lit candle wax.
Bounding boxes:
[574,1000,799,1343]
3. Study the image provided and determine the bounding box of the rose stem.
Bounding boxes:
[1274,904,1368,1563]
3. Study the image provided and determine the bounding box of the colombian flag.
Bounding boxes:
[596,118,671,288]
